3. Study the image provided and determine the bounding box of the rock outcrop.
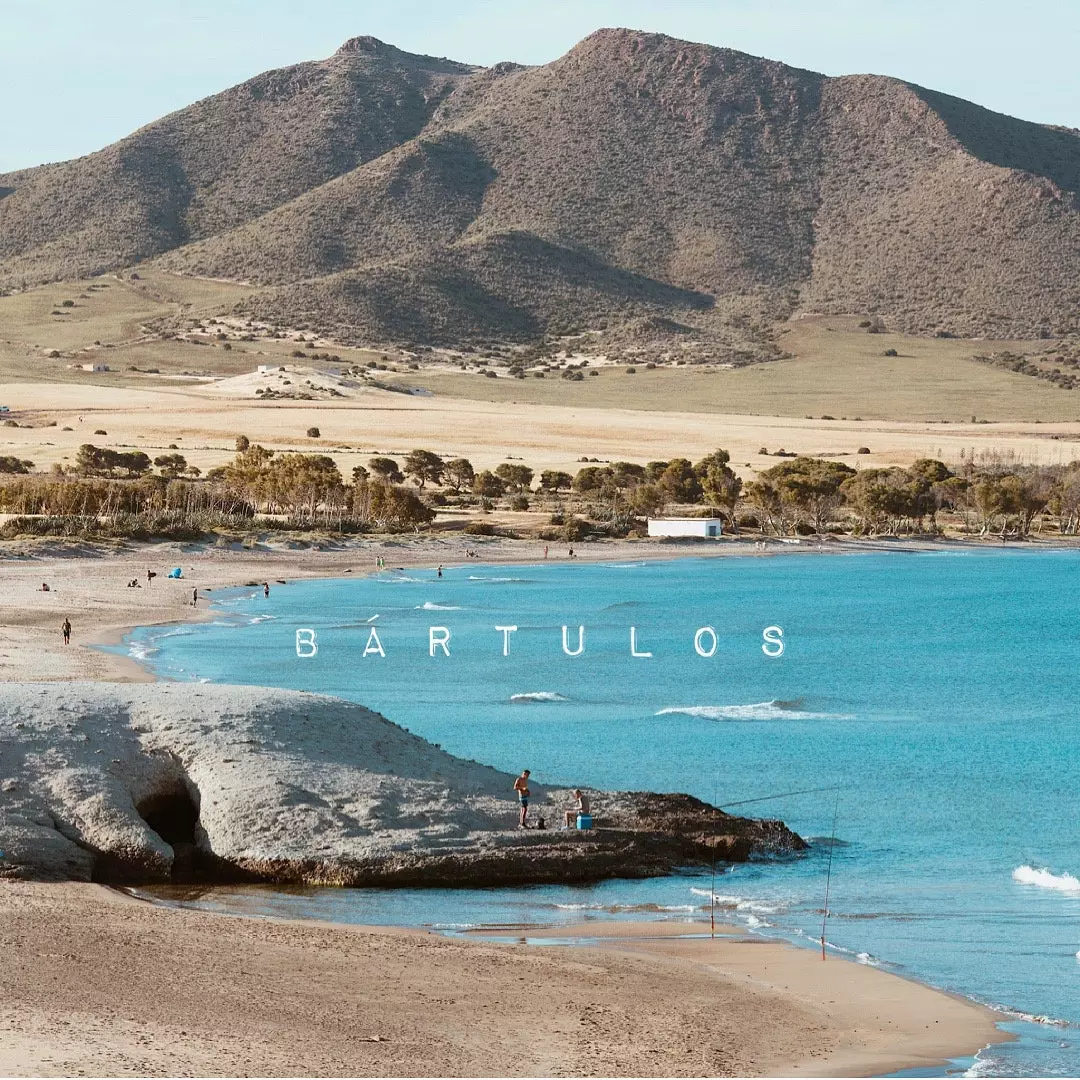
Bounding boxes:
[0,683,805,885]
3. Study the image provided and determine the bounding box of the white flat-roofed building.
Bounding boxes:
[80,362,109,373]
[647,517,723,538]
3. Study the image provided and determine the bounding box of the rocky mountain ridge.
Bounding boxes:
[2,28,1078,352]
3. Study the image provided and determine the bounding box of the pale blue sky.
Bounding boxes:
[2,1,1076,173]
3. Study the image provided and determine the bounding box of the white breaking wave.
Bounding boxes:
[690,889,742,904]
[963,1054,996,1079]
[688,889,786,916]
[468,576,530,583]
[1012,865,1080,893]
[510,692,569,704]
[553,902,696,913]
[657,701,852,722]
[417,602,462,611]
[987,1003,1071,1027]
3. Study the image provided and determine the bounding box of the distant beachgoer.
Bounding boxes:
[514,769,531,828]
[543,545,548,559]
[146,570,156,586]
[437,565,443,579]
[563,789,590,828]
[568,547,575,559]
[40,583,49,592]
[191,587,198,607]
[263,582,270,598]
[61,618,71,645]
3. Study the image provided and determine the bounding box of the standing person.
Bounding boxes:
[514,770,531,828]
[146,569,156,587]
[437,565,443,579]
[263,582,270,598]
[543,544,549,559]
[568,546,575,559]
[191,587,198,607]
[61,618,71,645]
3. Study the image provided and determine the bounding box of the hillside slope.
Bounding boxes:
[0,37,474,283]
[2,29,1079,348]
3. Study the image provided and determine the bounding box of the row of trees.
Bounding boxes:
[743,456,1077,537]
[2,437,1079,539]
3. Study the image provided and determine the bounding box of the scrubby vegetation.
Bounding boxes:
[0,435,1077,543]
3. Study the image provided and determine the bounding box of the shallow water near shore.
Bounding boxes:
[124,551,1080,1077]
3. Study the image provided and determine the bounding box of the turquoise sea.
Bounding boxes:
[122,550,1080,1077]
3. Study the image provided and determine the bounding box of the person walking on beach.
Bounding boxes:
[563,789,590,828]
[61,618,71,645]
[514,769,531,828]
[191,587,198,607]
[543,544,548,559]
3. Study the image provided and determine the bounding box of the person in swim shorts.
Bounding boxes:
[514,769,531,828]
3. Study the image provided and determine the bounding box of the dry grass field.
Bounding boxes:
[3,275,1080,480]
[405,317,1079,423]
[0,271,392,386]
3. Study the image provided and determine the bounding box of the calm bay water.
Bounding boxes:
[124,550,1080,1076]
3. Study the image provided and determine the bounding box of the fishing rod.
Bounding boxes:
[820,786,841,961]
[711,764,720,939]
[717,784,841,810]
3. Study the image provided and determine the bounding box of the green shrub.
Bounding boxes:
[564,517,590,542]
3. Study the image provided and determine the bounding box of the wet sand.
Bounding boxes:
[0,883,1007,1077]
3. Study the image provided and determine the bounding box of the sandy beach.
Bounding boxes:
[0,535,1018,1076]
[0,882,1006,1077]
[0,531,1061,683]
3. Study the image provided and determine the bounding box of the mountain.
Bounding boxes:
[2,28,1079,351]
[0,38,474,284]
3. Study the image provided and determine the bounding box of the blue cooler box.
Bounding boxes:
[576,813,593,830]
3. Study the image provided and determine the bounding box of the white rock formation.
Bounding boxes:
[0,683,802,884]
